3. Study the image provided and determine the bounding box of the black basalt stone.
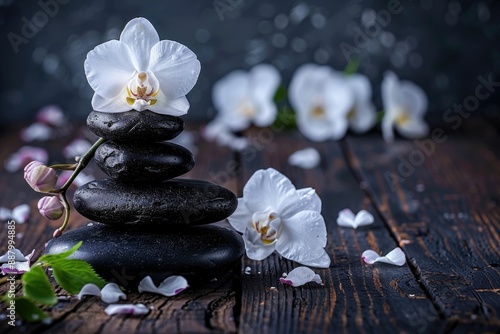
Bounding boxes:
[94,141,195,183]
[73,178,237,227]
[87,110,183,142]
[44,223,244,289]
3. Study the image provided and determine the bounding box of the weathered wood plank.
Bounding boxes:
[346,135,500,327]
[238,130,441,333]
[0,126,240,333]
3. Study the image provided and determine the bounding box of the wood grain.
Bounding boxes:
[346,135,500,327]
[238,130,442,333]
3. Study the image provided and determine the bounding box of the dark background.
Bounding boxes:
[0,0,499,126]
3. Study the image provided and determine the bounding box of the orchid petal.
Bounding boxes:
[296,115,337,142]
[289,64,332,114]
[138,275,189,297]
[36,105,66,126]
[396,118,429,139]
[279,267,323,287]
[77,283,102,300]
[21,123,52,142]
[101,283,127,303]
[354,210,374,227]
[298,250,331,268]
[400,80,428,116]
[105,304,149,316]
[243,168,300,216]
[288,148,321,169]
[0,249,33,274]
[275,210,327,265]
[63,139,92,159]
[249,64,280,102]
[294,187,322,213]
[91,92,130,113]
[337,209,374,229]
[349,100,376,134]
[120,17,159,71]
[362,247,406,266]
[252,100,277,127]
[242,227,276,261]
[148,40,201,99]
[84,40,135,99]
[212,70,249,112]
[227,198,252,233]
[0,249,28,262]
[12,204,30,223]
[149,94,190,116]
[381,112,395,143]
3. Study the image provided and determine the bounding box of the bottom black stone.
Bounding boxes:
[45,223,244,290]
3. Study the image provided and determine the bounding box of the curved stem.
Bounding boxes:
[55,137,106,235]
[60,137,106,192]
[48,163,78,170]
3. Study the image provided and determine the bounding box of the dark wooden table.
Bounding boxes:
[1,119,499,333]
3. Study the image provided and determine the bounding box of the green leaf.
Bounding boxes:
[376,110,385,123]
[272,106,297,130]
[22,266,57,306]
[37,241,83,265]
[50,259,107,295]
[13,297,51,323]
[273,85,287,103]
[343,59,359,75]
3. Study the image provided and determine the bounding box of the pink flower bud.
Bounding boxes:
[38,196,64,220]
[24,162,58,193]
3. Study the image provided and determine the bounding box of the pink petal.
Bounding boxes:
[36,105,67,126]
[104,304,149,316]
[20,123,52,142]
[4,146,48,173]
[138,275,189,297]
[279,267,323,287]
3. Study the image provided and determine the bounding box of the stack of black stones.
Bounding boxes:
[46,110,244,290]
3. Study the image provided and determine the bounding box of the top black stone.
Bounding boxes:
[87,110,184,143]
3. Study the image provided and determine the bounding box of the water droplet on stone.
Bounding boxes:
[87,222,94,226]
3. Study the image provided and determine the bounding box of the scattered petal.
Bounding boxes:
[279,267,323,287]
[36,105,67,126]
[362,247,406,266]
[20,123,53,142]
[244,266,251,275]
[0,204,30,223]
[77,283,126,303]
[287,148,321,169]
[63,139,92,159]
[104,304,149,316]
[336,209,374,229]
[138,275,189,297]
[4,146,48,173]
[0,249,35,275]
[202,119,249,151]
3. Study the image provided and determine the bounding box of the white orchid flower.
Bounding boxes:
[289,64,354,141]
[212,64,280,131]
[228,168,330,268]
[85,17,201,115]
[0,249,35,275]
[381,71,429,142]
[342,73,377,134]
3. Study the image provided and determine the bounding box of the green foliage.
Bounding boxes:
[343,59,359,75]
[50,259,107,294]
[2,241,108,323]
[273,85,287,103]
[272,106,297,130]
[22,266,57,306]
[12,297,51,323]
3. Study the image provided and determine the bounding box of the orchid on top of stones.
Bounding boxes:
[84,17,201,115]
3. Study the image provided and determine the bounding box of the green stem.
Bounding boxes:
[60,137,106,192]
[55,137,106,235]
[48,163,78,170]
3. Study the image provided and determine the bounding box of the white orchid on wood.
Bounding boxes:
[228,168,330,268]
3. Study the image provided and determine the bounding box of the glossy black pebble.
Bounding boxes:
[45,223,244,289]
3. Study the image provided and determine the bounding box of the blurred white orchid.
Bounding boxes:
[343,73,377,134]
[381,71,428,142]
[85,17,200,115]
[201,119,249,152]
[228,168,330,268]
[212,64,280,131]
[289,64,354,141]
